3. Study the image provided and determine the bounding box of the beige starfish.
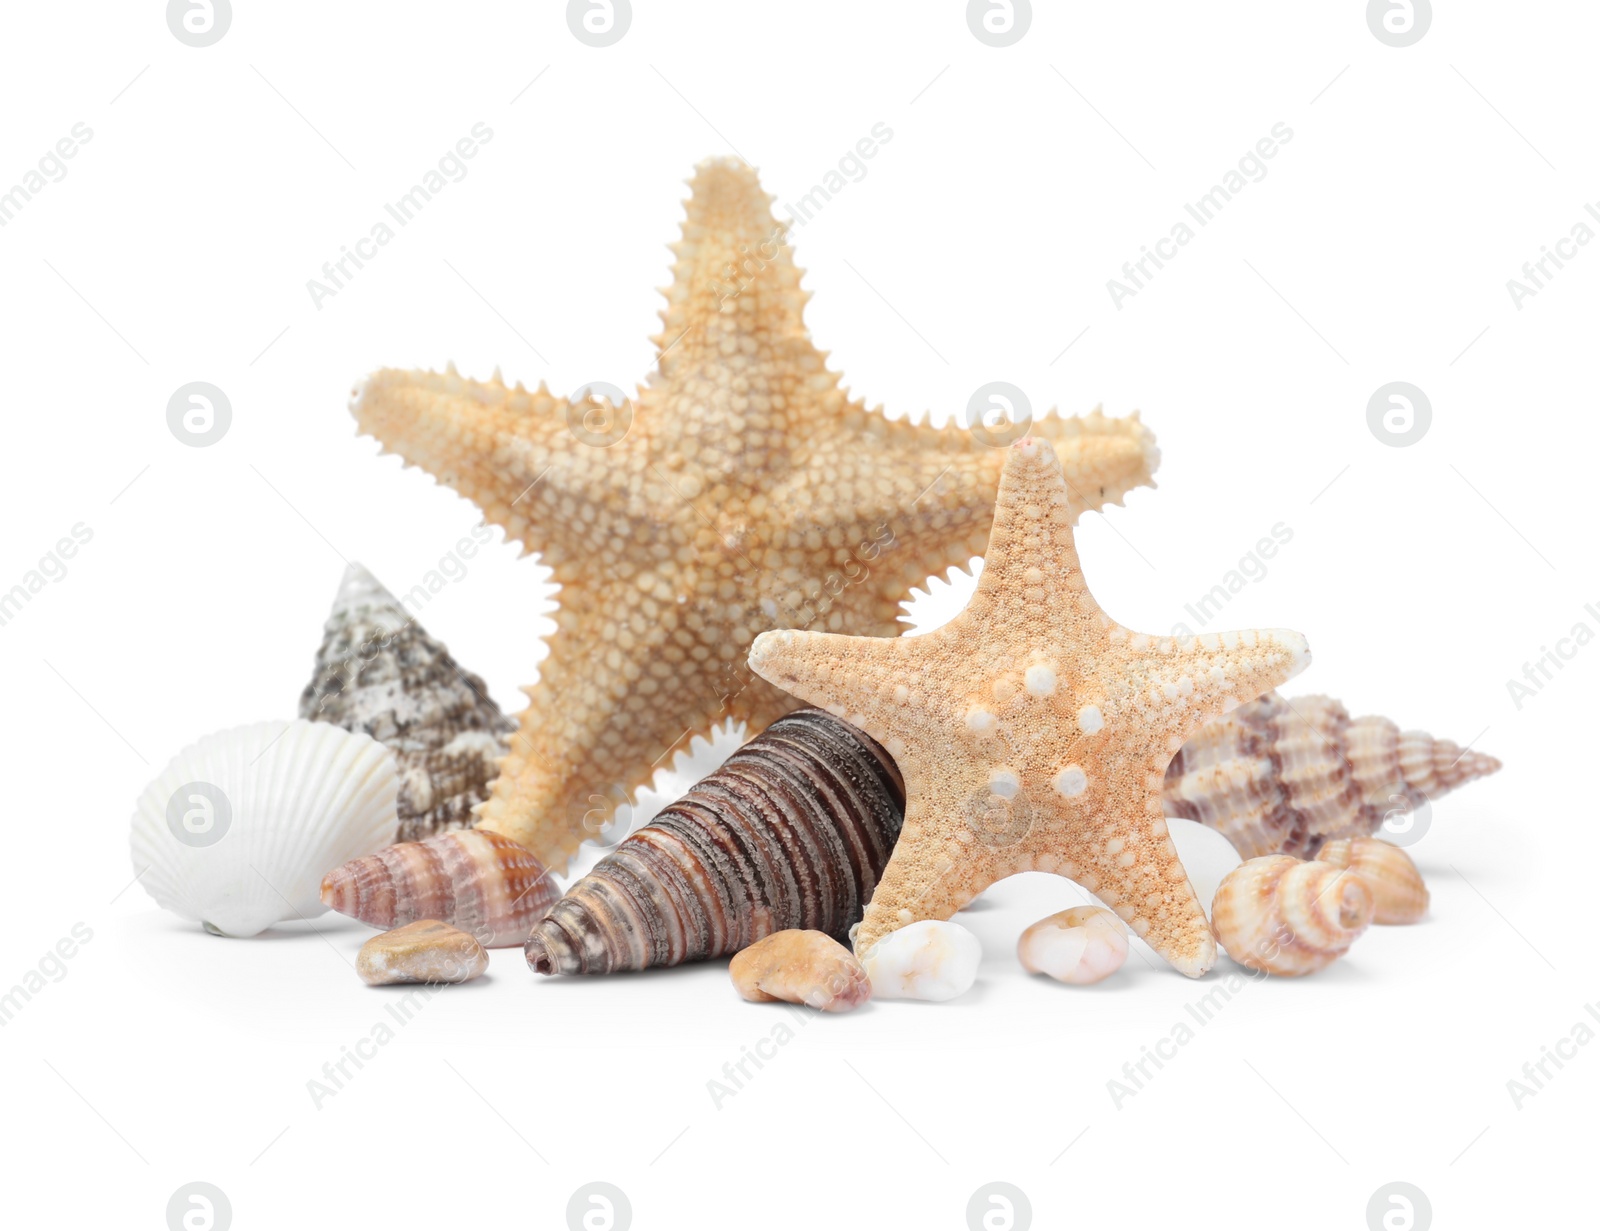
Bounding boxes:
[350,158,1159,874]
[748,436,1310,976]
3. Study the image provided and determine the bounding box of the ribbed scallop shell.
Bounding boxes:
[1163,692,1501,859]
[525,708,904,975]
[1210,855,1374,976]
[299,563,515,842]
[321,830,557,948]
[130,721,398,938]
[1316,836,1429,925]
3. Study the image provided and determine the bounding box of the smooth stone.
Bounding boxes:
[357,919,488,986]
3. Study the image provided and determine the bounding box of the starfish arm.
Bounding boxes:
[764,408,1159,609]
[852,791,1003,954]
[351,366,629,555]
[476,574,802,872]
[649,158,815,382]
[746,628,919,747]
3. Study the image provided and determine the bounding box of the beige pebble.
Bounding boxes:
[357,919,487,987]
[729,929,870,1012]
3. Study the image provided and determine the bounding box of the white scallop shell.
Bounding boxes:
[130,720,399,937]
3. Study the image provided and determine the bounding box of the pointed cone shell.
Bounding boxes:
[131,721,399,938]
[321,829,557,948]
[1211,855,1374,976]
[300,562,516,843]
[526,709,904,975]
[1163,692,1501,860]
[1315,836,1429,925]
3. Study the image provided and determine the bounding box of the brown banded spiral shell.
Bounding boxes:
[1163,692,1501,860]
[300,562,516,842]
[525,708,905,975]
[322,829,557,948]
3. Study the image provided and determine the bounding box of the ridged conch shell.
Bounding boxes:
[1164,692,1501,859]
[299,562,515,843]
[858,920,982,1002]
[321,829,557,948]
[130,721,398,938]
[1315,836,1429,925]
[729,930,871,1012]
[1017,906,1128,984]
[525,709,904,975]
[1210,855,1374,976]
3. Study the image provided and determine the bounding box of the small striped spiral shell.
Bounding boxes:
[1211,855,1374,976]
[1315,836,1429,925]
[1164,692,1501,860]
[321,829,557,948]
[525,709,904,975]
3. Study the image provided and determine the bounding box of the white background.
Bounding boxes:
[1,2,1592,1228]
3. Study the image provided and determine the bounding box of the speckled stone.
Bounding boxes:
[356,920,487,986]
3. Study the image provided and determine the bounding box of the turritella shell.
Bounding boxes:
[1211,855,1374,976]
[1163,692,1501,860]
[300,562,515,843]
[322,829,556,948]
[525,709,904,975]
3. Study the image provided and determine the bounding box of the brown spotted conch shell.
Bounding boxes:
[1210,855,1374,976]
[1164,692,1500,860]
[1315,836,1429,925]
[321,829,557,948]
[525,709,904,975]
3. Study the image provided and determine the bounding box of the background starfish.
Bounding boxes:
[350,158,1159,873]
[749,437,1311,976]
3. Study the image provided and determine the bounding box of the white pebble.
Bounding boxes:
[860,920,982,1003]
[1017,907,1128,984]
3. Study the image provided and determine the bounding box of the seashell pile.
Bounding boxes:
[322,829,557,948]
[525,708,904,975]
[1017,906,1129,985]
[729,930,871,1012]
[130,720,398,938]
[1315,836,1429,925]
[300,562,516,843]
[1210,855,1374,976]
[1163,692,1501,860]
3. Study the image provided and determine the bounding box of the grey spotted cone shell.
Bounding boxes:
[299,563,516,843]
[1163,692,1502,860]
[525,709,905,975]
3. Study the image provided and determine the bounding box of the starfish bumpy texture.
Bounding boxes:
[749,437,1311,976]
[350,158,1159,873]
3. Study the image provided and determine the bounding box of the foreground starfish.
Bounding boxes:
[749,437,1310,976]
[350,158,1159,873]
